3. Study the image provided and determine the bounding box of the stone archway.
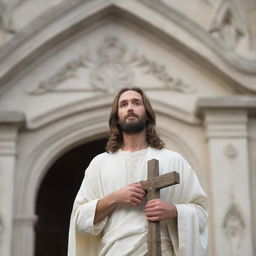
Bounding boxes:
[35,137,107,256]
[12,96,206,256]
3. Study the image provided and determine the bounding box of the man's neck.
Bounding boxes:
[121,131,148,152]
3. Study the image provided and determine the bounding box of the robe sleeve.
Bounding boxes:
[68,157,107,256]
[75,176,107,235]
[167,156,208,256]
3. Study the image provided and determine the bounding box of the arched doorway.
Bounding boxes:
[34,137,107,256]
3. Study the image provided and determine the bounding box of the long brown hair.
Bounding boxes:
[106,87,165,153]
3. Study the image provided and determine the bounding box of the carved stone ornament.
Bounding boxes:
[224,143,237,158]
[223,204,245,256]
[0,214,3,245]
[29,55,91,95]
[130,52,194,93]
[0,0,18,34]
[209,0,246,50]
[29,37,195,95]
[89,37,134,93]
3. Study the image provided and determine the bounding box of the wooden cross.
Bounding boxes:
[140,159,180,256]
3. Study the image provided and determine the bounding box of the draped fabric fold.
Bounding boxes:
[68,147,207,256]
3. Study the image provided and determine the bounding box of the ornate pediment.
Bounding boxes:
[0,0,255,95]
[28,37,194,95]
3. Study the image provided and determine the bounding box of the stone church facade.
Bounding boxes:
[0,0,255,255]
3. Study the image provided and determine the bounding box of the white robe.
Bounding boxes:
[68,147,208,256]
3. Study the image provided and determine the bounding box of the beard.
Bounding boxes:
[118,116,147,135]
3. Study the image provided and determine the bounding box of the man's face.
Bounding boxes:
[117,90,147,134]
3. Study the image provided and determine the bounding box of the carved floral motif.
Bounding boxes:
[29,37,195,95]
[30,55,91,95]
[130,52,193,93]
[223,204,245,256]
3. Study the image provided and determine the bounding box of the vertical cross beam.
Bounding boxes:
[141,159,180,256]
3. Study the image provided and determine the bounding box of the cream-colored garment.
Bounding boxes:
[68,148,208,256]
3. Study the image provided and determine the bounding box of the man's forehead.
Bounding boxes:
[118,90,143,102]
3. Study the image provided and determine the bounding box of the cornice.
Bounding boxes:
[195,96,256,138]
[0,111,25,125]
[196,96,256,118]
[0,111,24,155]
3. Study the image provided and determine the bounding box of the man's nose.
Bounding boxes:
[127,102,134,111]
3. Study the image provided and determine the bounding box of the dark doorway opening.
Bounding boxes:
[35,137,107,256]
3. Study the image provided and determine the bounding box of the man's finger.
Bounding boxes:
[145,202,157,209]
[131,183,143,189]
[145,199,161,208]
[147,216,160,221]
[144,210,155,216]
[131,187,145,196]
[130,197,142,206]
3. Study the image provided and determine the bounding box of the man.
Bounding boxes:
[68,87,208,256]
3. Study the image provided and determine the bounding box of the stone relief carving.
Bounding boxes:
[223,204,245,256]
[0,214,3,245]
[29,37,195,95]
[130,52,194,93]
[89,37,134,93]
[224,143,237,158]
[209,0,247,50]
[30,55,91,95]
[0,0,19,34]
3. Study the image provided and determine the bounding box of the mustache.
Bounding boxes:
[124,112,139,119]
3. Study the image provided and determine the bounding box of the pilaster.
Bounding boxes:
[197,96,256,256]
[12,215,37,256]
[0,112,24,256]
[248,117,256,254]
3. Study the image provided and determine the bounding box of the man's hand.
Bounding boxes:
[94,183,145,224]
[113,183,145,206]
[144,199,177,221]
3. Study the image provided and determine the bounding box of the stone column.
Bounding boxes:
[13,215,38,256]
[248,117,256,254]
[0,112,24,256]
[197,96,256,256]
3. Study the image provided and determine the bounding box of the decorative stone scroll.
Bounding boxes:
[222,204,245,256]
[130,52,194,93]
[29,55,91,95]
[29,37,195,95]
[209,0,246,50]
